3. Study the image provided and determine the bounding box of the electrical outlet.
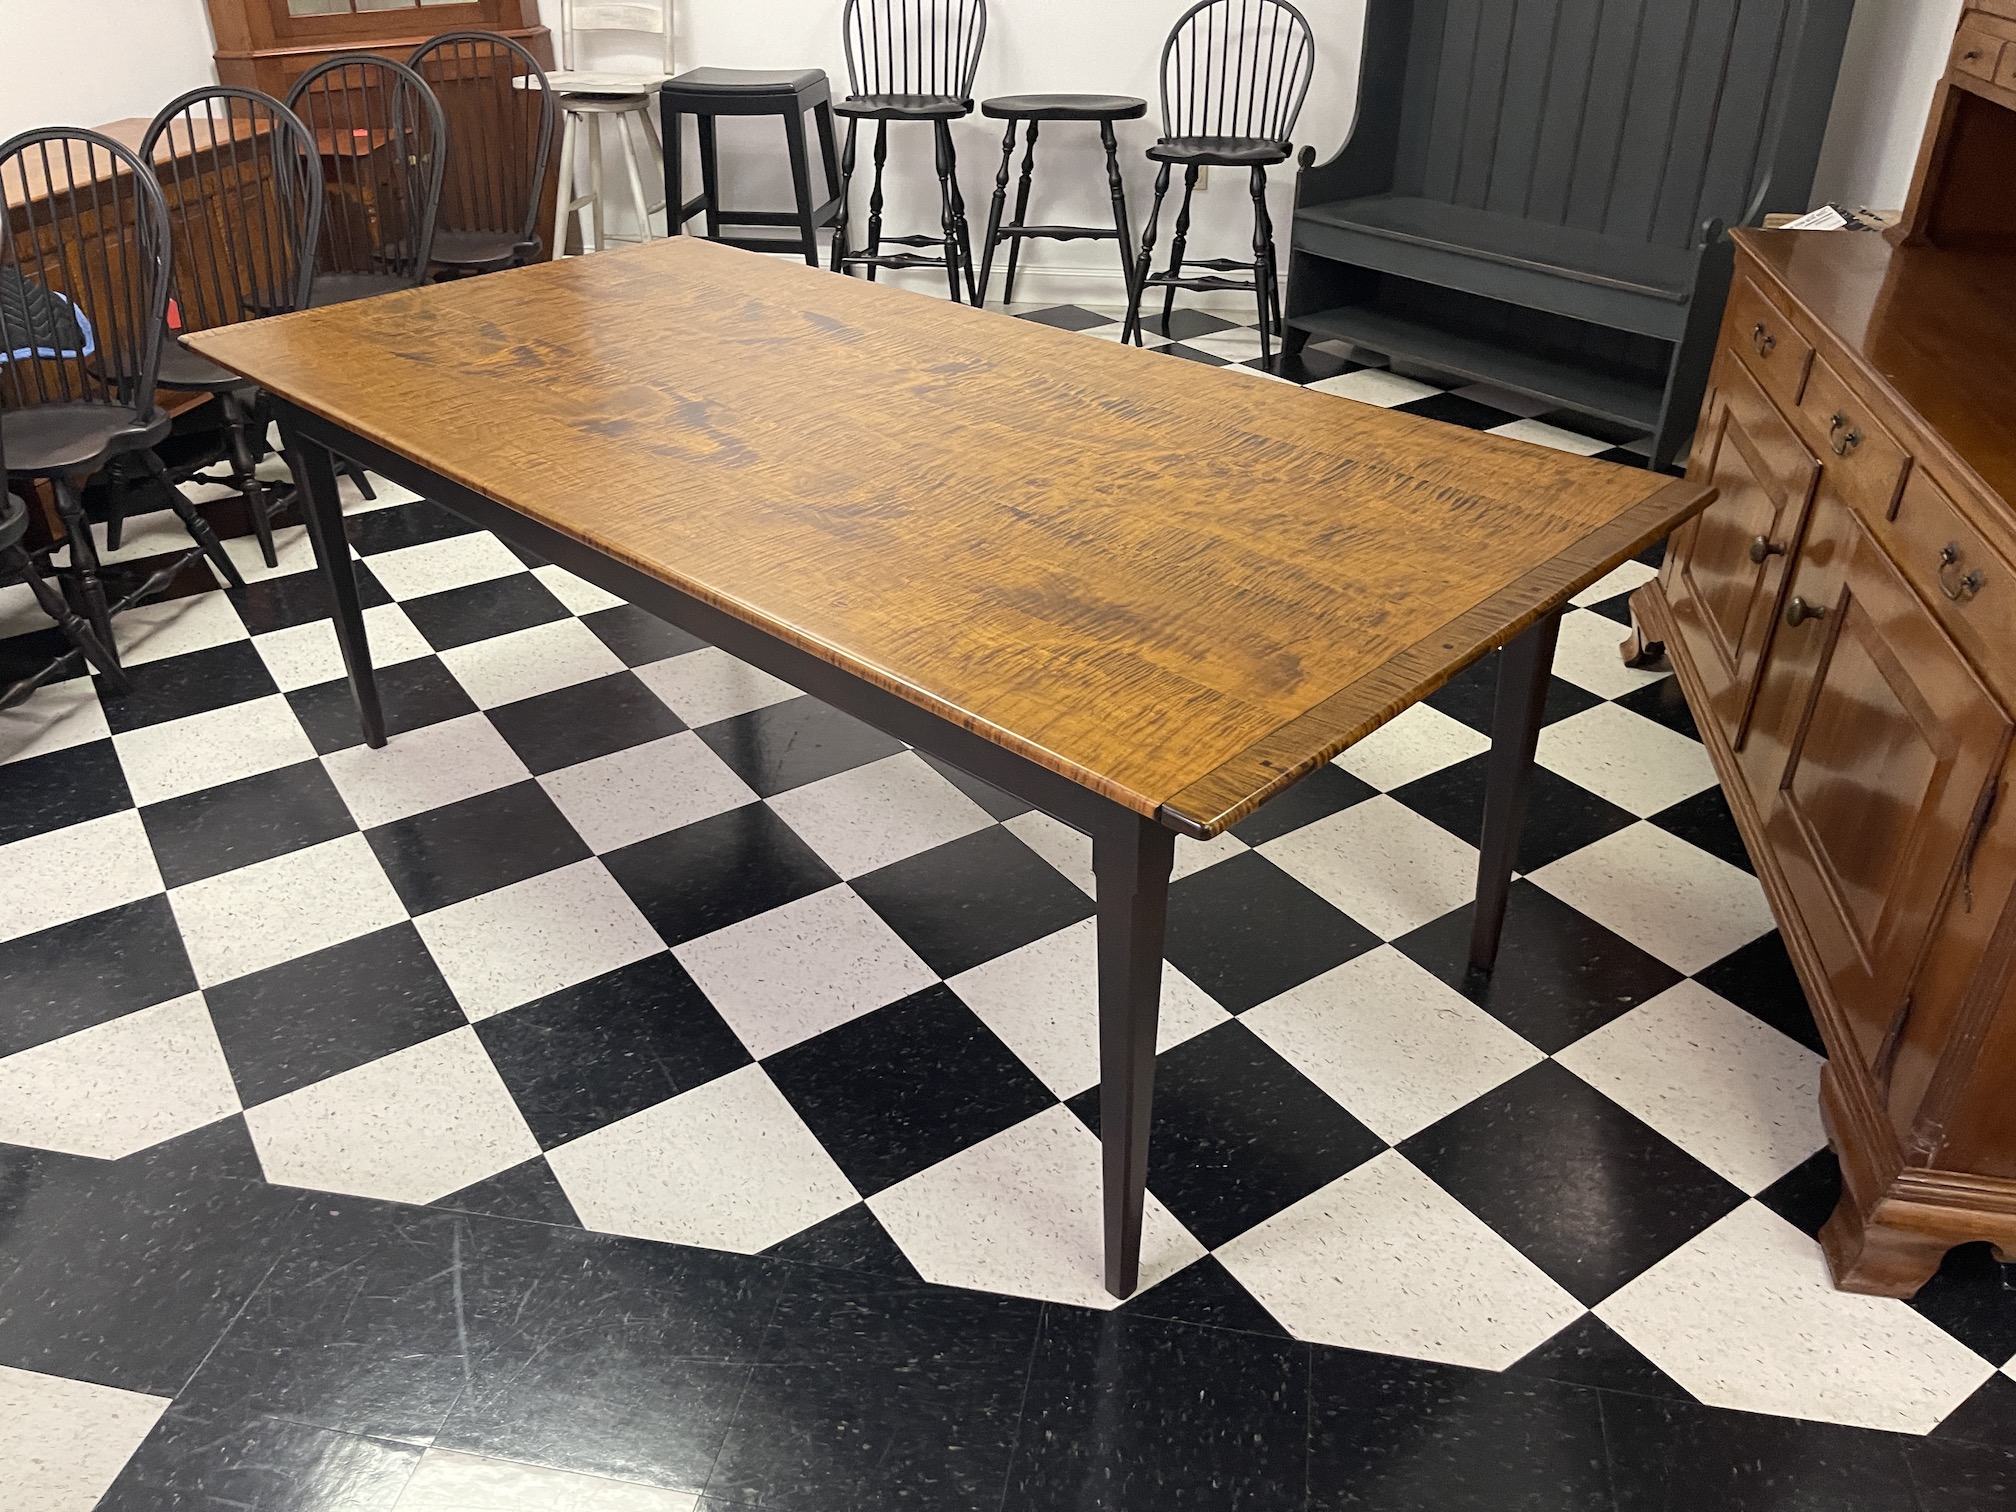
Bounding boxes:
[1195,167,1211,192]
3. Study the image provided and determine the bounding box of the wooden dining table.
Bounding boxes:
[188,237,1712,1298]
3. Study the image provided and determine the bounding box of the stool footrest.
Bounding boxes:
[995,224,1121,242]
[842,250,952,272]
[1142,272,1260,294]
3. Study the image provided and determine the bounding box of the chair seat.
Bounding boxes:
[0,491,26,554]
[430,230,540,270]
[1,403,168,476]
[982,94,1148,122]
[309,272,415,309]
[549,69,668,100]
[835,94,970,121]
[666,67,827,98]
[157,339,250,393]
[1148,135,1293,167]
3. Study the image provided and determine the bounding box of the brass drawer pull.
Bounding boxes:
[1751,323,1776,357]
[1749,536,1786,564]
[1786,596,1828,627]
[1829,412,1863,457]
[1938,543,1987,603]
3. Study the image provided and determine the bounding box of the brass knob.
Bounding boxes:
[1938,543,1987,603]
[1751,323,1776,357]
[1786,596,1828,627]
[1749,536,1786,564]
[1829,412,1863,457]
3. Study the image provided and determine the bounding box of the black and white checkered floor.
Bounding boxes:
[2,300,2013,1510]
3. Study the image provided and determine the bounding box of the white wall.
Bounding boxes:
[0,0,1975,300]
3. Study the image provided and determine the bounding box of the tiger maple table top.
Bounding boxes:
[188,237,1711,836]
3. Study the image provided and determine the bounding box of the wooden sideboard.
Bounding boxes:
[202,0,552,98]
[1631,2,2016,1297]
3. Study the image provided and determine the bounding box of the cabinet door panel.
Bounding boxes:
[1764,499,2012,1068]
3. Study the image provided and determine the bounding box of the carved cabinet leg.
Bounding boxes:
[1820,1195,1953,1298]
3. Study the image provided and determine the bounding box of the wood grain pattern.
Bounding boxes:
[189,236,1705,834]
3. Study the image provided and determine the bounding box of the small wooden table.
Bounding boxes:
[189,238,1711,1297]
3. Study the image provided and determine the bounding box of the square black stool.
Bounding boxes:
[661,68,843,266]
[978,95,1148,310]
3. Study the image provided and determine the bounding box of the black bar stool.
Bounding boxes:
[977,95,1147,309]
[661,69,844,266]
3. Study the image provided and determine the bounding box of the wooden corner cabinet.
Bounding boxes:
[202,0,553,97]
[1632,1,2016,1297]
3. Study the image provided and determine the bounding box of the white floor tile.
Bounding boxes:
[221,523,319,585]
[1308,369,1441,407]
[634,647,800,728]
[949,919,1229,1099]
[673,886,938,1059]
[365,532,528,601]
[1243,948,1544,1143]
[1556,981,1826,1194]
[1537,702,1717,818]
[113,694,316,806]
[1551,608,1673,700]
[246,1027,539,1203]
[1261,796,1478,941]
[343,473,421,511]
[88,508,204,567]
[439,618,626,709]
[1218,1151,1585,1369]
[0,676,107,765]
[1488,418,1615,456]
[253,603,433,693]
[1597,1203,1995,1433]
[322,712,530,829]
[1173,828,1251,881]
[0,993,240,1159]
[1530,823,1774,975]
[1083,324,1173,349]
[415,858,665,1021]
[540,732,757,853]
[532,562,625,615]
[1448,382,1556,418]
[0,810,163,945]
[1003,811,1095,896]
[0,579,43,639]
[765,752,994,879]
[170,831,406,987]
[396,1448,699,1511]
[1333,703,1491,791]
[1571,559,1660,608]
[0,1364,170,1512]
[871,1105,1204,1311]
[111,589,249,668]
[1183,328,1268,364]
[548,1063,855,1255]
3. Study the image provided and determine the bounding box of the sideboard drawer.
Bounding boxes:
[1885,468,2016,703]
[1727,276,1814,412]
[1954,25,2004,81]
[1799,356,1911,522]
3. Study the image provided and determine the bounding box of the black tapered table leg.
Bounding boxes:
[1469,609,1564,973]
[1094,809,1177,1299]
[287,421,385,749]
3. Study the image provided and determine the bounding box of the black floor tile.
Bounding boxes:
[708,1268,1041,1510]
[1694,931,1824,1055]
[180,1199,570,1444]
[1904,1434,2016,1511]
[852,826,1095,977]
[764,985,1055,1197]
[1165,850,1380,1013]
[1159,342,1232,367]
[366,780,590,914]
[1535,409,1648,449]
[604,803,838,948]
[1015,305,1116,332]
[1117,1255,1290,1338]
[1423,653,1603,735]
[139,758,357,888]
[1136,308,1240,340]
[1600,1390,1917,1511]
[1069,1021,1384,1250]
[1506,1313,1690,1401]
[436,1231,787,1493]
[0,626,72,687]
[1394,391,1523,430]
[401,572,570,652]
[434,1157,582,1228]
[1648,784,1755,875]
[99,640,280,733]
[1936,1373,2016,1453]
[762,1204,923,1283]
[1907,1243,2016,1368]
[1396,881,1681,1053]
[1003,1308,1309,1511]
[344,499,481,556]
[122,1113,267,1187]
[0,737,131,845]
[0,1155,299,1396]
[698,695,907,796]
[1256,345,1364,385]
[1391,754,1637,873]
[1582,589,1639,625]
[229,562,391,636]
[1400,1061,1745,1304]
[1756,1148,1842,1239]
[1613,674,1702,740]
[204,923,465,1106]
[582,603,707,666]
[1231,764,1378,846]
[96,1403,422,1512]
[487,670,686,775]
[476,952,751,1149]
[0,895,197,1058]
[917,750,1032,819]
[289,656,477,754]
[1307,1348,1612,1511]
